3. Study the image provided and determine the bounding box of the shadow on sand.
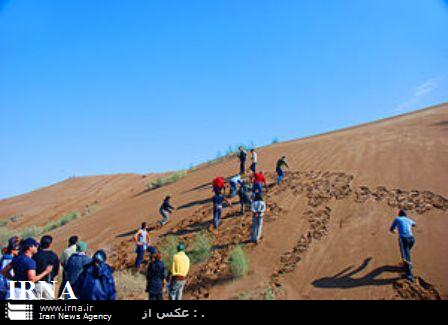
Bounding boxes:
[312,257,404,289]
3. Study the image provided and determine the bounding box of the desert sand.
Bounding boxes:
[1,103,447,300]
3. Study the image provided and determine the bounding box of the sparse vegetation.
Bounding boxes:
[188,230,213,264]
[147,171,188,191]
[43,212,79,233]
[157,235,180,269]
[263,287,277,300]
[114,270,146,300]
[229,245,249,278]
[237,291,254,300]
[0,211,79,245]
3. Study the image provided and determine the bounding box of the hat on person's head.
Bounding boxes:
[177,243,186,252]
[148,246,157,255]
[20,238,40,250]
[398,209,407,217]
[93,250,107,263]
[7,237,20,251]
[76,241,88,253]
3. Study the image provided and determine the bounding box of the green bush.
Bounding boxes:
[263,287,277,300]
[157,235,180,269]
[19,225,45,238]
[43,212,79,233]
[188,231,213,264]
[147,171,188,191]
[229,245,249,278]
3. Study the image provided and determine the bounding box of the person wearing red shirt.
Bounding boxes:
[212,177,226,195]
[252,171,268,196]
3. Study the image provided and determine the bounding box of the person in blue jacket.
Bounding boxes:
[61,241,91,293]
[390,209,417,281]
[73,250,116,300]
[146,247,167,300]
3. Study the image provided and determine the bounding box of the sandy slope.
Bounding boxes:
[0,173,164,229]
[1,103,447,300]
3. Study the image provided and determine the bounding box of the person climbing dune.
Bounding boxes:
[390,209,416,281]
[237,146,247,176]
[212,176,226,195]
[238,180,252,215]
[250,149,258,173]
[251,171,268,197]
[276,156,289,185]
[229,174,241,198]
[159,196,176,227]
[250,193,266,244]
[212,191,232,233]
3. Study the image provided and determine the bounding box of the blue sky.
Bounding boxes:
[0,0,447,199]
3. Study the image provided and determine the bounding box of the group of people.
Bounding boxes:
[0,147,420,301]
[209,148,287,243]
[133,224,190,300]
[0,235,116,300]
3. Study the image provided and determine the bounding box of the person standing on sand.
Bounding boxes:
[146,247,167,300]
[159,196,176,227]
[133,222,151,269]
[60,236,78,268]
[250,149,258,173]
[212,191,232,231]
[59,235,78,297]
[276,156,289,185]
[390,209,416,281]
[237,146,247,176]
[168,243,190,300]
[250,193,267,243]
[61,241,91,295]
[33,235,60,299]
[212,176,226,195]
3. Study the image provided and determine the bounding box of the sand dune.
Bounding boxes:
[1,103,447,300]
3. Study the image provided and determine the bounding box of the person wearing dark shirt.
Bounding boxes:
[238,147,247,176]
[212,193,232,231]
[159,196,176,227]
[146,248,167,300]
[73,250,116,300]
[238,181,252,215]
[33,236,60,299]
[276,156,289,185]
[1,238,53,300]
